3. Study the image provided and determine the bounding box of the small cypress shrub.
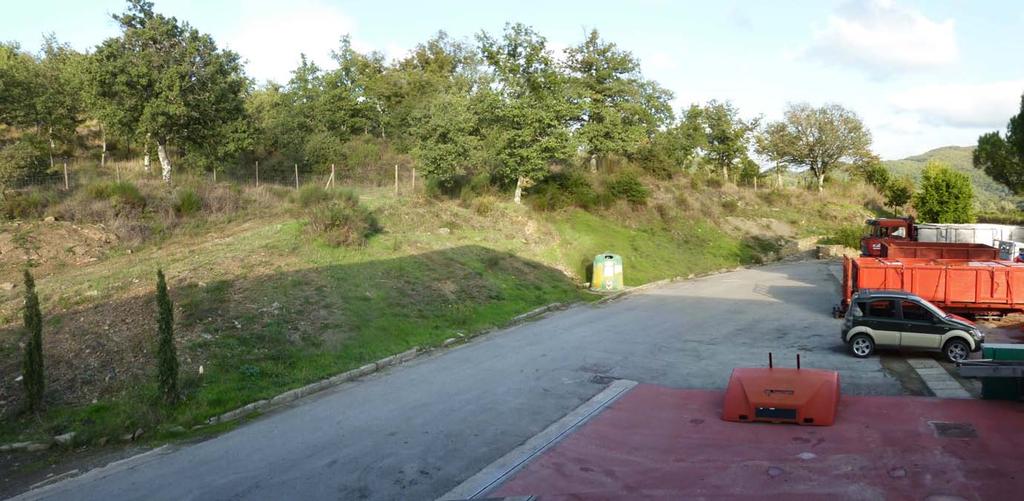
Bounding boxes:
[605,171,650,206]
[155,269,179,405]
[22,269,44,412]
[174,188,203,215]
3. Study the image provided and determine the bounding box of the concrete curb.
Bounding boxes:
[595,266,747,304]
[438,379,639,500]
[205,347,420,425]
[204,299,574,427]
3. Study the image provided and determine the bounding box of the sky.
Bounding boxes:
[3,0,1023,160]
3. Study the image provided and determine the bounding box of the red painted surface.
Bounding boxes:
[493,385,1024,500]
[881,241,999,260]
[722,367,839,426]
[841,256,1024,315]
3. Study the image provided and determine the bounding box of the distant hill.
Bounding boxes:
[883,146,1019,212]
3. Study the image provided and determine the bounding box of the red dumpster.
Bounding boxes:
[880,241,1000,260]
[840,257,1024,315]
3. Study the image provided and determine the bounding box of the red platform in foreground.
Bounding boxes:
[493,385,1024,500]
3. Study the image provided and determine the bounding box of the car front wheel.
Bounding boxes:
[850,334,875,358]
[944,339,970,363]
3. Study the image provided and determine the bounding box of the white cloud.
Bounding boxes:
[804,0,958,77]
[890,79,1024,128]
[223,0,357,84]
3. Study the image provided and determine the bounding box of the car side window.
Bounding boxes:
[900,301,934,322]
[864,300,896,318]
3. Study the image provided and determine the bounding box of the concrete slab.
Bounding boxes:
[904,357,972,398]
[492,384,1024,499]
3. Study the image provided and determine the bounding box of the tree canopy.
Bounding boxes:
[761,103,873,191]
[91,0,248,181]
[913,162,974,223]
[973,95,1024,194]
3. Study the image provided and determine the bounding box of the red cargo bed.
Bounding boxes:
[879,241,999,260]
[841,257,1024,315]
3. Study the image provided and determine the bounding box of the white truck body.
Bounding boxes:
[915,223,1024,246]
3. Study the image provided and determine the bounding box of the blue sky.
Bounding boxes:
[4,0,1023,159]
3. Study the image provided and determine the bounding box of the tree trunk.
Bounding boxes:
[817,173,825,192]
[722,165,729,182]
[143,133,151,173]
[777,170,783,190]
[589,154,597,173]
[157,139,172,183]
[513,176,525,204]
[100,124,107,168]
[48,127,55,170]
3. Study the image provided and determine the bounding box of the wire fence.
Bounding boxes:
[13,156,422,195]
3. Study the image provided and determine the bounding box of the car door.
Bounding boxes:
[859,299,901,347]
[898,300,944,349]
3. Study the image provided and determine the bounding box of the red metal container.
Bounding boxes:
[841,257,1024,315]
[879,241,1000,260]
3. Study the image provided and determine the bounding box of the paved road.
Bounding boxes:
[17,261,905,501]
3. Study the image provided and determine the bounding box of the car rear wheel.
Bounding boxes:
[944,339,970,363]
[850,334,874,358]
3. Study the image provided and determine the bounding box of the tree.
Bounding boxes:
[764,103,873,192]
[91,0,248,182]
[155,269,178,405]
[699,100,758,182]
[478,23,575,203]
[737,157,764,188]
[913,162,974,223]
[410,93,480,185]
[973,95,1024,194]
[754,121,793,189]
[22,269,44,412]
[0,135,49,197]
[565,29,673,169]
[884,176,914,214]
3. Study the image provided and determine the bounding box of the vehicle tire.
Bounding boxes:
[849,334,874,358]
[943,338,970,363]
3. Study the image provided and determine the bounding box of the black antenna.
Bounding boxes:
[797,353,801,370]
[768,352,773,369]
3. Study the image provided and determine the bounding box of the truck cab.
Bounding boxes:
[861,217,915,257]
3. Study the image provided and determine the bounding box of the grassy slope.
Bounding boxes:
[882,145,1021,211]
[0,180,875,446]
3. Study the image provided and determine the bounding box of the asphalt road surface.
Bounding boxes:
[16,261,906,501]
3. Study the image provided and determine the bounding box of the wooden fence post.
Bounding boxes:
[255,160,260,187]
[294,164,299,189]
[411,167,416,192]
[63,159,69,190]
[394,164,399,196]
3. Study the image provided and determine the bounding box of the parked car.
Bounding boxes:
[841,290,984,362]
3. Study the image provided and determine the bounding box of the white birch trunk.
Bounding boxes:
[157,140,172,182]
[817,173,825,192]
[513,176,524,204]
[100,124,107,168]
[143,133,151,173]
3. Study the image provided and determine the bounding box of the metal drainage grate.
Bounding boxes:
[929,421,978,439]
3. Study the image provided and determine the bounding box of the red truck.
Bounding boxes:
[838,256,1024,317]
[861,217,915,256]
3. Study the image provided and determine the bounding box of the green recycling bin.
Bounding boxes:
[980,344,1024,401]
[591,252,624,292]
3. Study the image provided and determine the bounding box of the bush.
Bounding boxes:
[174,189,203,215]
[821,225,863,249]
[471,195,497,216]
[2,189,58,220]
[721,199,739,213]
[0,136,48,193]
[292,185,332,208]
[528,170,598,211]
[307,191,381,247]
[86,181,146,213]
[605,171,650,206]
[705,176,724,189]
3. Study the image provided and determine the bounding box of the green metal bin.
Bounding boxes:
[591,252,624,292]
[980,344,1024,401]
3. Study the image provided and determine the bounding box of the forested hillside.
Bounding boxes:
[883,146,1021,212]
